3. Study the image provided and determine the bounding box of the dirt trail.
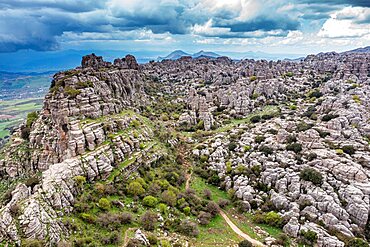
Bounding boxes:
[219,210,267,247]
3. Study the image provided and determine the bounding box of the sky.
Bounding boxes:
[0,0,370,57]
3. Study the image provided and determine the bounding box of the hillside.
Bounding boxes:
[0,52,369,247]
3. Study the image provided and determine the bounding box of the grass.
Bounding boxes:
[0,98,43,139]
[190,175,229,202]
[195,214,242,247]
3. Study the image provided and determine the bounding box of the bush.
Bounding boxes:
[21,126,31,140]
[307,152,318,161]
[177,220,199,237]
[228,141,238,151]
[299,230,318,245]
[308,90,323,98]
[239,239,253,247]
[98,198,111,210]
[161,190,177,207]
[206,201,219,217]
[342,145,355,155]
[274,233,290,246]
[286,142,302,153]
[143,196,158,208]
[127,181,145,197]
[218,199,230,208]
[259,145,273,156]
[203,189,212,199]
[26,111,38,128]
[321,114,339,122]
[346,238,369,247]
[250,115,261,123]
[25,176,40,188]
[198,211,212,225]
[147,234,158,245]
[265,211,283,227]
[183,206,191,215]
[141,211,157,231]
[296,122,313,132]
[300,167,323,185]
[22,239,45,247]
[64,86,81,98]
[255,135,265,144]
[80,213,96,224]
[250,76,257,82]
[126,239,144,247]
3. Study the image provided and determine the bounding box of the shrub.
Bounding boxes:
[239,239,253,247]
[127,181,145,197]
[64,86,81,98]
[286,142,303,153]
[244,145,252,152]
[147,234,158,245]
[161,190,177,207]
[255,135,265,144]
[203,189,212,199]
[342,145,355,155]
[250,115,261,123]
[80,213,96,224]
[98,198,111,210]
[346,238,369,247]
[183,206,191,215]
[307,152,318,161]
[265,211,283,227]
[141,211,157,231]
[336,149,344,155]
[352,95,361,104]
[22,239,45,247]
[308,90,323,98]
[274,233,290,246]
[73,176,86,188]
[143,196,158,208]
[206,201,219,217]
[25,176,40,188]
[296,122,313,132]
[21,126,31,140]
[198,211,212,225]
[299,230,318,245]
[322,114,339,122]
[300,168,323,185]
[200,155,208,163]
[228,141,238,151]
[26,111,38,128]
[126,239,144,247]
[259,145,273,155]
[158,203,168,215]
[177,220,199,237]
[250,76,257,82]
[218,199,230,208]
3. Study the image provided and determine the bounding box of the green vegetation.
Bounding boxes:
[0,98,43,139]
[300,167,323,186]
[64,86,81,98]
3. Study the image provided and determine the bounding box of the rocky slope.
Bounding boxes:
[0,52,369,246]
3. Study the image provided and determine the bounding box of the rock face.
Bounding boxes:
[1,51,370,245]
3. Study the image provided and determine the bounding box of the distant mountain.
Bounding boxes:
[157,50,191,60]
[192,50,221,59]
[158,50,222,61]
[343,46,370,53]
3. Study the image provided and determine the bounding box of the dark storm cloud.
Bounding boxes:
[296,0,370,8]
[216,17,299,33]
[0,0,369,52]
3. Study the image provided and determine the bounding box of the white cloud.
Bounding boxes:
[318,6,370,38]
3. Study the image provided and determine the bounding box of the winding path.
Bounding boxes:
[219,210,266,247]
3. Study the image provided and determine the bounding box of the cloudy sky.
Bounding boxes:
[0,0,370,55]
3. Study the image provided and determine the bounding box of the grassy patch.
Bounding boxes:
[190,176,228,202]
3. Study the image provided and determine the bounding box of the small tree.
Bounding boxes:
[238,239,253,247]
[346,238,369,247]
[161,190,177,207]
[127,181,145,197]
[300,167,323,186]
[143,196,158,208]
[141,211,157,231]
[206,201,219,217]
[98,198,111,210]
[177,220,199,237]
